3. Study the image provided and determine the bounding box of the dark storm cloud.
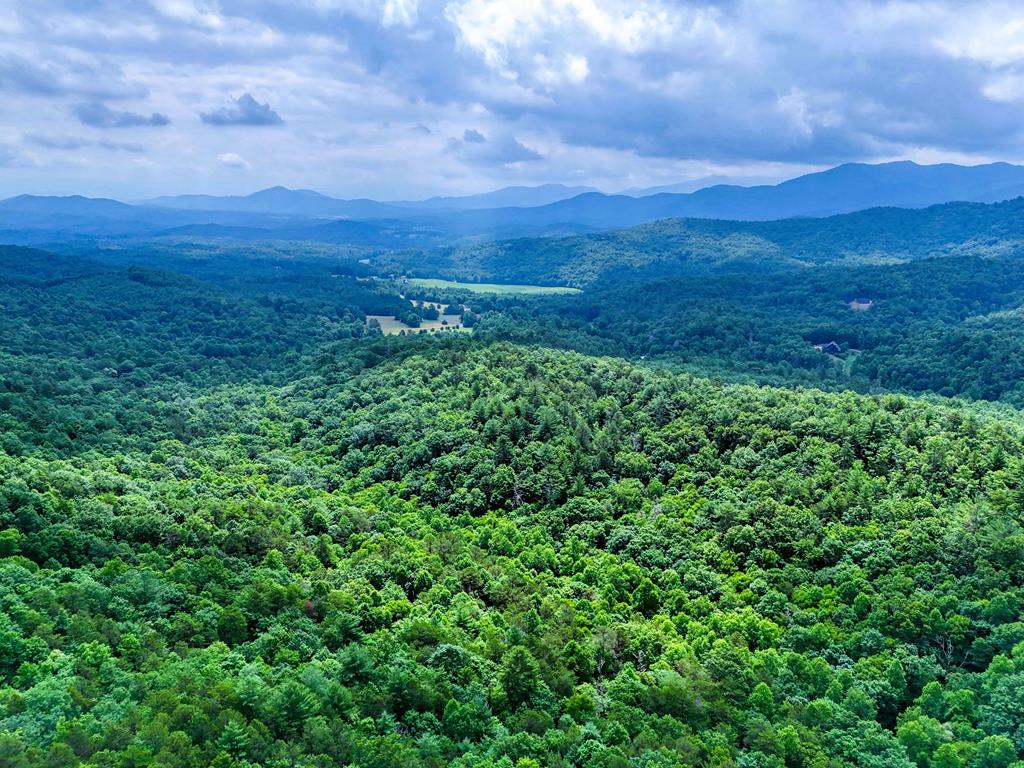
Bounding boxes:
[510,21,1024,164]
[200,94,284,126]
[74,102,170,128]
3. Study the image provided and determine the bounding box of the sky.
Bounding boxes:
[2,0,1024,200]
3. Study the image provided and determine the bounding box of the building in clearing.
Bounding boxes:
[821,341,843,355]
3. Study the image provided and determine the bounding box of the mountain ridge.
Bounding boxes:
[380,195,1024,287]
[7,161,1024,243]
[439,161,1024,230]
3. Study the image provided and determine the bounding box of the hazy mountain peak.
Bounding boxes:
[387,183,601,211]
[9,162,1024,241]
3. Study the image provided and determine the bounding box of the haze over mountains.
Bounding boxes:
[6,161,1024,246]
[139,183,600,219]
[142,160,1024,220]
[619,174,783,196]
[443,161,1024,230]
[380,196,1024,288]
[386,184,600,211]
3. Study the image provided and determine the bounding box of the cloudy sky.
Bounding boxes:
[3,0,1024,199]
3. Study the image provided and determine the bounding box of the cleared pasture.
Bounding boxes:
[406,278,581,295]
[366,313,469,336]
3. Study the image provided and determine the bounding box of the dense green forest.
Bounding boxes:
[52,193,1024,412]
[381,197,1024,288]
[395,250,1024,406]
[4,242,1024,768]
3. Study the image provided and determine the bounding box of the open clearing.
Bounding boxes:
[366,312,469,336]
[407,278,581,295]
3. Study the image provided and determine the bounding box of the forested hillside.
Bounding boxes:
[461,251,1024,405]
[4,245,1024,768]
[386,197,1024,287]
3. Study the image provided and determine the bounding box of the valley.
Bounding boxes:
[5,164,1024,768]
[10,2,1024,765]
[406,278,582,295]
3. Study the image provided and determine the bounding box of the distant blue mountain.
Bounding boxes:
[389,184,599,211]
[143,183,597,217]
[142,161,1024,228]
[142,186,400,219]
[8,162,1024,243]
[675,161,1024,218]
[621,174,778,196]
[2,194,139,217]
[445,161,1024,229]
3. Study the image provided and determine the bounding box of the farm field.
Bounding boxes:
[406,277,581,295]
[366,312,468,335]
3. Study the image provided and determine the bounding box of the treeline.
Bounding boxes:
[379,196,1024,288]
[0,247,410,456]
[3,243,1024,766]
[466,252,1024,406]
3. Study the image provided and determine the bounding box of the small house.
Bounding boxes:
[821,341,843,355]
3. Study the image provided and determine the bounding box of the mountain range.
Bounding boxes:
[441,161,1024,231]
[140,183,598,218]
[5,161,1024,245]
[140,161,1024,223]
[379,196,1024,287]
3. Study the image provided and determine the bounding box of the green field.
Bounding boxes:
[407,277,581,295]
[366,313,469,335]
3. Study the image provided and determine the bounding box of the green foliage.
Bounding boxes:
[472,251,1024,406]
[382,197,1024,288]
[2,242,1024,767]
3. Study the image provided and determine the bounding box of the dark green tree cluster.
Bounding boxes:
[4,243,1024,767]
[468,252,1024,406]
[1,312,1024,765]
[378,196,1024,288]
[0,246,412,456]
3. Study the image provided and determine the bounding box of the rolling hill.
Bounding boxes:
[142,183,597,217]
[142,186,402,219]
[389,183,599,210]
[384,196,1024,287]
[441,161,1024,230]
[8,162,1024,248]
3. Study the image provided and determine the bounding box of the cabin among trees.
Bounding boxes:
[820,341,843,355]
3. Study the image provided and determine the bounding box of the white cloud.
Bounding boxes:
[3,0,1024,198]
[382,0,419,26]
[445,0,715,66]
[983,73,1024,103]
[291,0,418,26]
[149,0,224,30]
[217,151,250,168]
[936,10,1024,67]
[565,54,589,84]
